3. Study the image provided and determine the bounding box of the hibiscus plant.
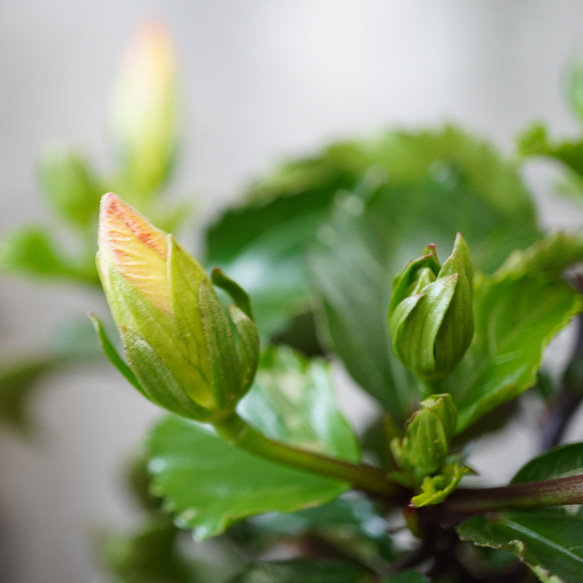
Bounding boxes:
[6,21,583,583]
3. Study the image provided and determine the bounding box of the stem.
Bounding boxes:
[440,475,583,516]
[540,276,583,451]
[213,412,406,500]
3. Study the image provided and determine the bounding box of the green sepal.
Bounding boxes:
[227,304,260,398]
[392,274,458,381]
[212,266,254,320]
[389,246,440,316]
[410,462,470,507]
[198,279,243,411]
[105,261,214,409]
[121,327,215,421]
[89,313,144,395]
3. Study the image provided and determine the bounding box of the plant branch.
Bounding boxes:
[438,474,583,517]
[213,413,408,501]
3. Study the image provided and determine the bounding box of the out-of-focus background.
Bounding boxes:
[2,1,583,581]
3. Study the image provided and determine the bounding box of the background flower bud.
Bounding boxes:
[388,234,474,382]
[110,19,178,200]
[97,193,259,422]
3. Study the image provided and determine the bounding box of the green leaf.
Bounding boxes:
[458,443,583,582]
[228,560,373,583]
[102,514,198,583]
[0,357,61,434]
[38,143,103,231]
[240,496,396,567]
[382,571,430,583]
[0,226,96,283]
[208,126,538,341]
[438,268,581,432]
[148,346,359,540]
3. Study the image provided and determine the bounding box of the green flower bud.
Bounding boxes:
[391,393,458,478]
[388,233,474,382]
[97,193,259,422]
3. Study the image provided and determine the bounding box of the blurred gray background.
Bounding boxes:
[2,1,583,581]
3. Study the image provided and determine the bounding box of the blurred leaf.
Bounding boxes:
[102,514,198,583]
[0,226,97,284]
[238,496,396,569]
[227,560,373,583]
[208,126,538,338]
[38,143,103,231]
[458,443,583,583]
[438,237,583,432]
[148,347,359,540]
[0,357,61,434]
[382,572,430,583]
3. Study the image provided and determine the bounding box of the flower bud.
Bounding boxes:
[391,393,458,478]
[97,193,259,422]
[388,233,474,382]
[110,19,178,199]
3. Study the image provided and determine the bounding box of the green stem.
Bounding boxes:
[440,475,583,516]
[213,412,406,500]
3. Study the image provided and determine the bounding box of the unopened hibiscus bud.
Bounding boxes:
[110,19,178,198]
[97,193,259,422]
[388,234,474,382]
[391,393,458,478]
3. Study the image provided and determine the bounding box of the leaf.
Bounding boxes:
[227,560,373,583]
[38,143,103,231]
[102,514,198,583]
[410,462,470,507]
[0,357,61,434]
[438,267,581,433]
[458,443,583,582]
[148,347,359,540]
[239,496,396,568]
[208,126,539,340]
[0,226,96,283]
[382,572,430,583]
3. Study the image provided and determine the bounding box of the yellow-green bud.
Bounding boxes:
[97,193,259,422]
[388,234,474,382]
[110,19,178,199]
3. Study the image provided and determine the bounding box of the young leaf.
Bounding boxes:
[458,443,583,582]
[227,560,373,583]
[147,347,359,540]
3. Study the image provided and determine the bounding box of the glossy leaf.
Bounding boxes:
[148,347,359,540]
[438,268,581,432]
[458,443,583,582]
[228,560,373,583]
